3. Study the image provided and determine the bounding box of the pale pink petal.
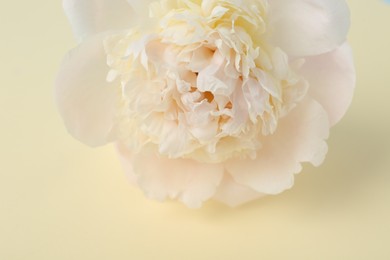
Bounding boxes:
[213,173,266,207]
[63,0,135,41]
[225,98,329,194]
[301,43,356,126]
[128,146,224,208]
[55,34,120,147]
[267,0,350,57]
[116,144,137,185]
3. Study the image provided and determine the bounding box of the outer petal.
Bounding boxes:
[126,0,155,16]
[225,98,329,194]
[116,144,137,185]
[213,173,266,207]
[301,43,356,126]
[129,146,224,208]
[63,0,135,41]
[267,0,350,57]
[55,34,120,147]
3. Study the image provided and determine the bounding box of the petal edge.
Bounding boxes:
[267,0,350,57]
[55,34,120,147]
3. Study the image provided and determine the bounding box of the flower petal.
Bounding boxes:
[126,0,155,16]
[55,34,120,147]
[301,43,356,126]
[267,0,350,57]
[213,173,266,207]
[63,0,135,41]
[225,98,329,194]
[116,144,137,185]
[130,146,224,208]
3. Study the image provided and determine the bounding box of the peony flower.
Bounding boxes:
[56,0,355,208]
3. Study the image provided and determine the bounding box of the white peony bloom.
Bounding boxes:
[56,0,355,208]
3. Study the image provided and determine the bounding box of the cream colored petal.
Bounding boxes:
[267,0,350,57]
[126,0,155,16]
[55,34,120,147]
[127,0,158,29]
[130,146,224,208]
[213,173,266,207]
[301,43,356,126]
[63,0,135,41]
[225,98,329,194]
[197,51,237,96]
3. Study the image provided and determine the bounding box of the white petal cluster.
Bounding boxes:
[105,0,307,163]
[57,0,355,207]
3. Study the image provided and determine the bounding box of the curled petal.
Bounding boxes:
[129,146,224,208]
[225,98,329,194]
[301,43,356,126]
[267,0,350,57]
[63,0,135,41]
[55,34,120,147]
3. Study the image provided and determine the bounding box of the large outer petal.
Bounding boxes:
[129,146,224,208]
[126,0,155,16]
[225,98,329,194]
[267,0,350,57]
[116,144,137,185]
[301,43,356,126]
[55,34,120,147]
[213,173,266,207]
[63,0,135,41]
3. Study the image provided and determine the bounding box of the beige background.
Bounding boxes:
[1,1,389,259]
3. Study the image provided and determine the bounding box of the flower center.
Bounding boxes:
[104,0,308,163]
[202,91,214,103]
